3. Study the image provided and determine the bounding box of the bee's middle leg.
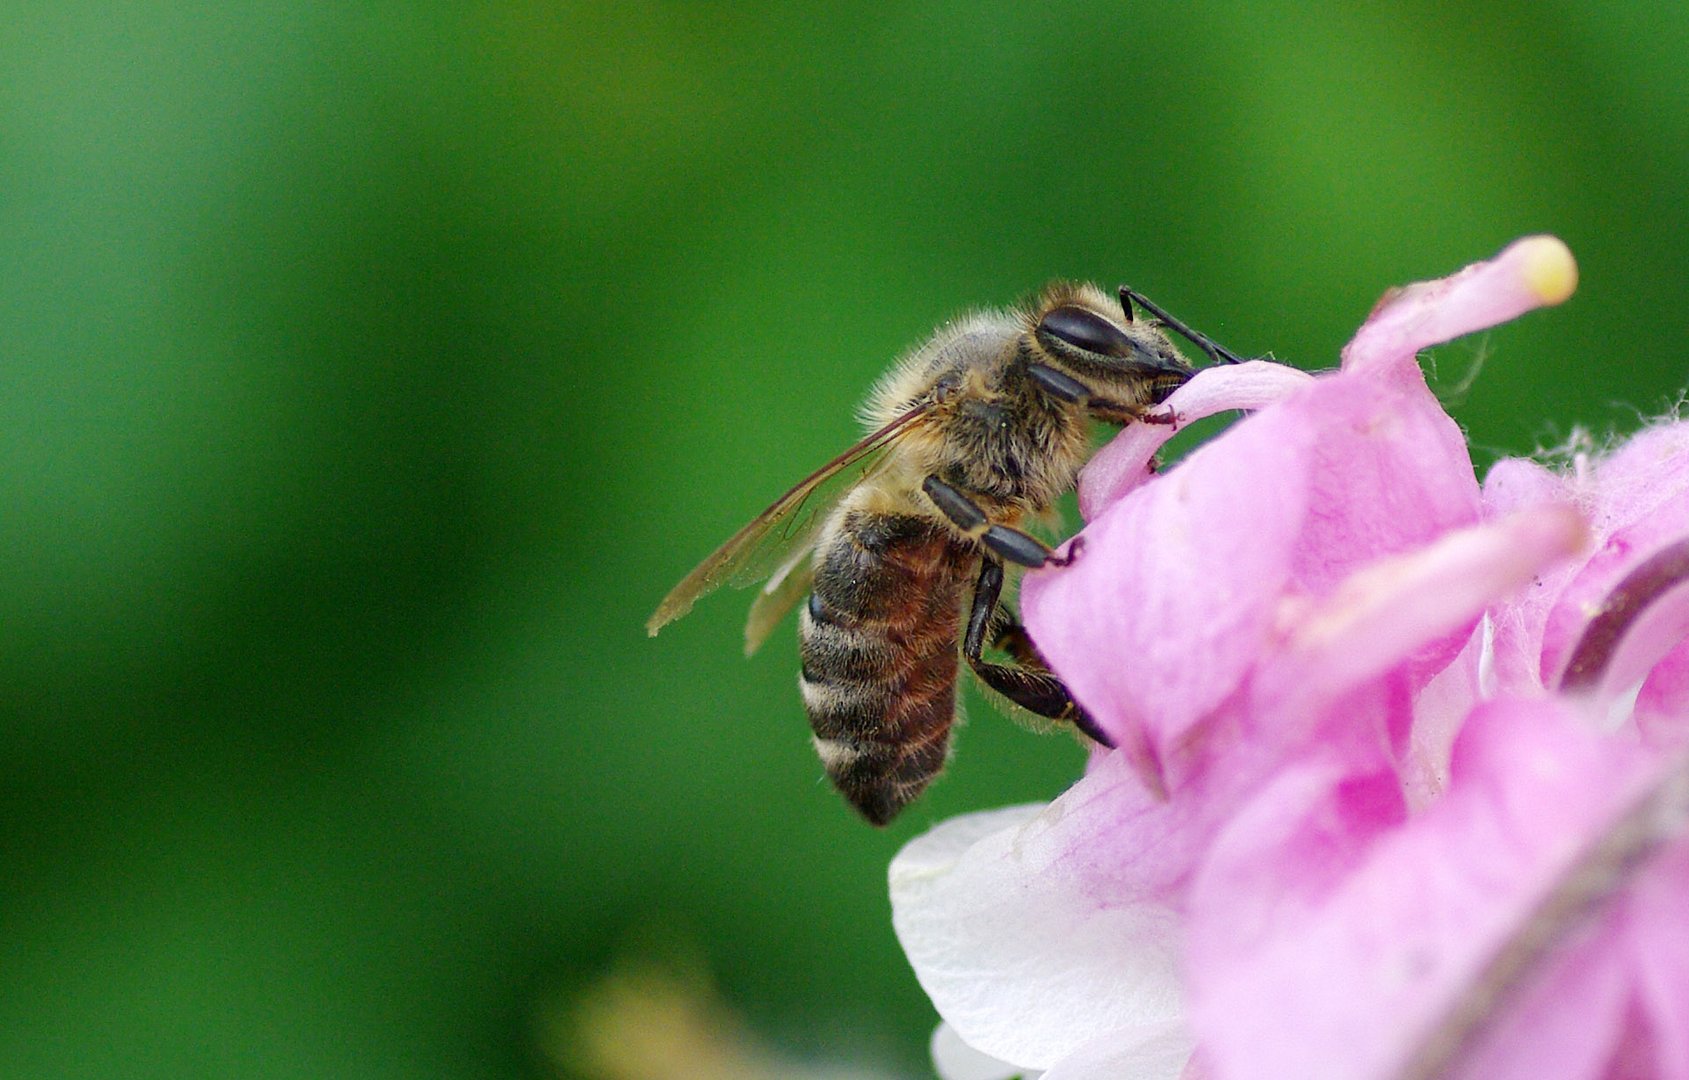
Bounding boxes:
[921,475,1075,568]
[963,558,1114,748]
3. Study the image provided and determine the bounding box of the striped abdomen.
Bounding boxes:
[799,509,971,825]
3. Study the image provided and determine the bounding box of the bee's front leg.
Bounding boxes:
[1025,362,1177,429]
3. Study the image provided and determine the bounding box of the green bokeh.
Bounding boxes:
[2,3,1685,1077]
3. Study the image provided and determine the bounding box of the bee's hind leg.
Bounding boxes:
[963,558,1115,748]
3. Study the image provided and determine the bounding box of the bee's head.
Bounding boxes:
[1030,283,1195,402]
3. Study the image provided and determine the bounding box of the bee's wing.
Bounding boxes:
[742,547,816,657]
[646,403,933,637]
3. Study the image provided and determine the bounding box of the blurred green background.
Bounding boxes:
[3,2,1686,1077]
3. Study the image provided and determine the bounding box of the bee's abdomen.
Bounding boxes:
[799,512,969,826]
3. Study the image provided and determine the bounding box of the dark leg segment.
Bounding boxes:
[923,475,1065,569]
[984,524,1063,568]
[963,558,1005,660]
[1027,361,1176,427]
[963,558,1115,748]
[990,621,1044,668]
[1026,363,1091,402]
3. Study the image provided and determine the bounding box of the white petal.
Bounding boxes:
[890,804,1185,1070]
[1041,1022,1194,1080]
[932,1023,1042,1080]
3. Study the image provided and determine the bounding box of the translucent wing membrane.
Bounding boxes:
[646,403,933,637]
[743,553,815,657]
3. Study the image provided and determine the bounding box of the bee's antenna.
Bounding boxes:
[1118,286,1253,366]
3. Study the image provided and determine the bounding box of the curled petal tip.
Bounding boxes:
[1509,234,1578,307]
[1346,235,1581,372]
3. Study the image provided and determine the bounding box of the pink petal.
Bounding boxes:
[1585,421,1689,527]
[1440,931,1632,1080]
[1029,374,1493,759]
[1636,636,1689,748]
[1539,430,1689,686]
[1626,843,1689,1079]
[1078,361,1315,520]
[1187,698,1659,1080]
[1482,420,1689,694]
[1186,754,1407,969]
[1400,625,1485,809]
[1275,374,1479,597]
[1255,505,1588,731]
[1343,235,1578,385]
[1026,405,1312,752]
[1482,456,1580,693]
[1483,455,1574,518]
[1544,533,1689,691]
[1448,818,1689,1080]
[1568,571,1689,716]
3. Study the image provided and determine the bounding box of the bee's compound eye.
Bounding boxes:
[1037,305,1133,358]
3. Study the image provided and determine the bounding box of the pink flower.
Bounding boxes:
[1188,695,1689,1080]
[1486,421,1689,733]
[890,238,1689,1078]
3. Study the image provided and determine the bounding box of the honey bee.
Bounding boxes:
[648,284,1245,825]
